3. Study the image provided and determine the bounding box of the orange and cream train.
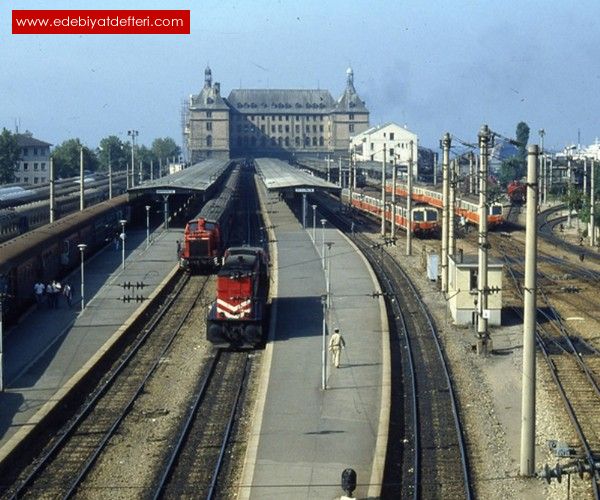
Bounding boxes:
[387,183,504,227]
[350,191,439,237]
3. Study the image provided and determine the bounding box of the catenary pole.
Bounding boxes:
[406,140,414,256]
[448,159,456,258]
[591,159,596,247]
[441,133,451,293]
[391,155,397,241]
[520,144,539,476]
[79,146,85,211]
[477,125,491,355]
[49,156,55,223]
[381,144,387,236]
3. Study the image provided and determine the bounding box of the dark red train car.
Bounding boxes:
[507,180,526,204]
[206,246,269,348]
[179,168,239,272]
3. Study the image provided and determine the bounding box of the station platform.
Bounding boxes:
[240,188,390,499]
[0,227,180,463]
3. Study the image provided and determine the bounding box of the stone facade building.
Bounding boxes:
[185,67,369,162]
[14,132,52,185]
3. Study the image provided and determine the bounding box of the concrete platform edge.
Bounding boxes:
[0,263,180,467]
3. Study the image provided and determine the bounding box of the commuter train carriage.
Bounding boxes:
[350,191,439,237]
[0,194,130,324]
[206,246,269,348]
[388,182,504,227]
[507,180,526,204]
[179,167,240,272]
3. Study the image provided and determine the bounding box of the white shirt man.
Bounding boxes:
[328,328,346,368]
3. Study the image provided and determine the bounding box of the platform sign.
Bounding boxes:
[156,189,176,195]
[295,188,314,193]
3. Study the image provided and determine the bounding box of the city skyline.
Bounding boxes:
[1,0,599,153]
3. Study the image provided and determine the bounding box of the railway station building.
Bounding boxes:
[185,66,370,162]
[14,132,52,185]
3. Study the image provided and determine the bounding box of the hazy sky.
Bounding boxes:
[2,0,599,153]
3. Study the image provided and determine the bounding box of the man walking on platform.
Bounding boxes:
[328,328,346,368]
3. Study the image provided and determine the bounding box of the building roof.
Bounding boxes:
[227,89,336,114]
[357,122,415,137]
[255,157,339,191]
[450,254,504,268]
[15,133,52,148]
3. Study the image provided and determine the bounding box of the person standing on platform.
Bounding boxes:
[46,282,55,309]
[63,282,73,308]
[52,280,62,308]
[328,328,346,368]
[114,234,120,251]
[34,281,45,307]
[176,240,181,258]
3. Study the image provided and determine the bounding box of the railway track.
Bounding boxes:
[494,234,600,497]
[1,272,210,499]
[153,350,250,498]
[316,196,473,499]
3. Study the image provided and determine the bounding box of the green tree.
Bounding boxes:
[151,137,181,163]
[52,139,99,178]
[498,157,523,185]
[515,121,530,162]
[0,128,20,183]
[97,136,128,174]
[562,184,584,214]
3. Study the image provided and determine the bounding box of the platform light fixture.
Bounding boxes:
[119,219,127,269]
[77,243,87,311]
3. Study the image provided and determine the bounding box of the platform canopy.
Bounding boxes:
[128,158,233,196]
[255,157,339,192]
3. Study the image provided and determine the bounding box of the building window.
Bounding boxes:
[34,177,39,184]
[23,163,28,170]
[304,137,310,146]
[389,148,394,156]
[312,137,317,146]
[22,147,28,156]
[306,125,310,133]
[207,135,213,147]
[470,269,478,292]
[319,125,323,132]
[349,113,354,120]
[390,132,394,140]
[295,125,300,133]
[285,115,289,121]
[41,163,46,171]
[206,122,212,131]
[319,137,324,146]
[296,115,300,120]
[370,155,374,161]
[279,115,283,121]
[278,125,283,133]
[206,111,212,118]
[320,115,324,121]
[271,125,276,133]
[295,137,300,146]
[349,124,355,133]
[285,137,290,146]
[23,177,29,183]
[34,163,38,170]
[312,125,316,133]
[370,143,374,151]
[285,125,289,133]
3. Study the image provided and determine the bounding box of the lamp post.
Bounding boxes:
[77,243,87,311]
[119,219,127,269]
[321,294,327,390]
[311,205,317,242]
[145,205,150,249]
[320,218,326,269]
[128,130,138,188]
[325,242,334,308]
[79,145,85,211]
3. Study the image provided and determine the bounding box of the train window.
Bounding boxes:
[413,210,424,221]
[491,205,503,215]
[188,222,198,232]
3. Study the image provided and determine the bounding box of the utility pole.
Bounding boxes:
[381,144,387,236]
[108,146,113,200]
[128,129,138,188]
[338,157,342,187]
[391,155,397,241]
[407,140,414,256]
[538,129,545,206]
[349,148,354,206]
[520,144,539,476]
[49,156,55,223]
[327,155,331,183]
[591,159,596,247]
[469,151,475,195]
[477,124,491,355]
[448,159,456,259]
[79,146,85,211]
[441,133,451,293]
[567,151,572,227]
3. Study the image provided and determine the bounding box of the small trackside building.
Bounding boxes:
[447,253,503,326]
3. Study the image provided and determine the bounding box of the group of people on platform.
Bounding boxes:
[33,280,73,309]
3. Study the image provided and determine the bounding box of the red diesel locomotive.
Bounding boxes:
[179,168,240,272]
[207,246,269,348]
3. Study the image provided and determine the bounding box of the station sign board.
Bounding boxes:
[156,189,176,195]
[295,188,315,193]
